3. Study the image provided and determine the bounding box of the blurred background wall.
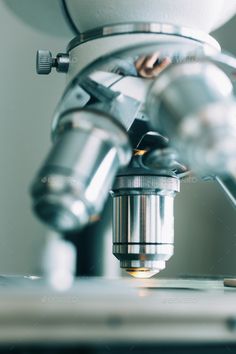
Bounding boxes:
[0,0,235,277]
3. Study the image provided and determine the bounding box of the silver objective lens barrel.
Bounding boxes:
[111,175,180,278]
[31,109,132,232]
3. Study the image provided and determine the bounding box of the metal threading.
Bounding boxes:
[111,175,180,278]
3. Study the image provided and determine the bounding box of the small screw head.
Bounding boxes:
[36,50,53,75]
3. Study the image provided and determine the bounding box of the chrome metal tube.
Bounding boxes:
[111,175,180,278]
[31,109,131,233]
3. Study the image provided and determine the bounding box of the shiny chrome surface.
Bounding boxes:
[67,23,221,52]
[113,175,180,192]
[112,175,180,277]
[31,109,131,232]
[33,25,236,278]
[147,61,236,176]
[113,195,175,243]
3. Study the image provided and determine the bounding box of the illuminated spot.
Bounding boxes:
[126,268,159,279]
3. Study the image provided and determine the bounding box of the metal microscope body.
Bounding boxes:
[32,21,236,278]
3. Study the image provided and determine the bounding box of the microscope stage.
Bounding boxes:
[0,277,234,346]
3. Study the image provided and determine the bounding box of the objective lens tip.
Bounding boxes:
[126,268,159,279]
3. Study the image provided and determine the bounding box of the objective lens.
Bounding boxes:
[31,109,131,232]
[111,175,180,278]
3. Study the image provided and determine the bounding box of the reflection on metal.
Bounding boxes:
[147,61,236,176]
[31,110,131,233]
[112,175,179,277]
[67,23,221,52]
[32,23,236,279]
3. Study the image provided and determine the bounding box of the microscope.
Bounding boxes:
[21,0,236,279]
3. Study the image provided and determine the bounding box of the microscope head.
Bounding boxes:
[5,1,236,36]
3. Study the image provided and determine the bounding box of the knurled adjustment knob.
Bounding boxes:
[36,50,55,75]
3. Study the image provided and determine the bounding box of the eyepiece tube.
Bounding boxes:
[31,109,132,233]
[111,175,180,278]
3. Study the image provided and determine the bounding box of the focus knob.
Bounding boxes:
[36,50,54,75]
[36,50,69,75]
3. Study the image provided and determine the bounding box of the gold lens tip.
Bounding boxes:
[126,268,159,279]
